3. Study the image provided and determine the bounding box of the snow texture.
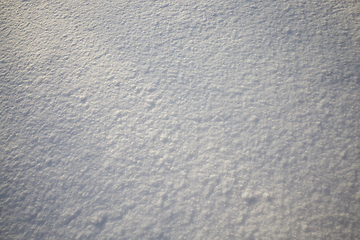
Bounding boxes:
[1,0,360,239]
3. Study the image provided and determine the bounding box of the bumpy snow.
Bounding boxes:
[1,0,360,239]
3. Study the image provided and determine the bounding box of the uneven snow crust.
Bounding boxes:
[1,0,360,239]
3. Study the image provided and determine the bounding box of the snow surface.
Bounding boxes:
[1,0,360,239]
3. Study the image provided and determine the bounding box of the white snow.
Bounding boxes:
[1,0,360,239]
